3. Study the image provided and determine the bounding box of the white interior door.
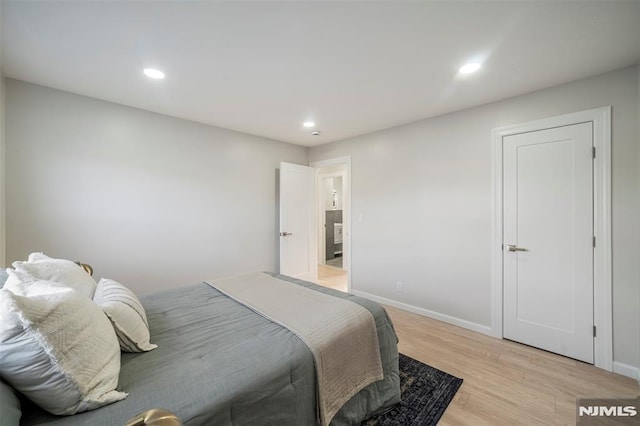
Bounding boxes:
[279,162,316,280]
[503,122,594,363]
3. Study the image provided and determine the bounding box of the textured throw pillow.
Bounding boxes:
[11,253,97,298]
[26,252,50,262]
[4,275,74,298]
[2,270,19,290]
[93,278,157,352]
[0,288,127,415]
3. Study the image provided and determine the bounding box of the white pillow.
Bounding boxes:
[0,288,127,415]
[27,252,51,262]
[93,278,157,352]
[4,276,75,298]
[11,253,97,298]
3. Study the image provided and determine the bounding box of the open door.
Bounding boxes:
[279,162,316,280]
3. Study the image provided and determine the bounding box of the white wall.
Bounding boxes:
[0,76,5,268]
[0,1,6,267]
[637,64,640,379]
[5,79,308,293]
[322,176,342,210]
[5,67,639,372]
[309,66,640,371]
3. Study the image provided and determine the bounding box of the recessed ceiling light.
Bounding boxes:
[311,131,320,136]
[303,121,315,128]
[143,68,165,79]
[458,63,482,74]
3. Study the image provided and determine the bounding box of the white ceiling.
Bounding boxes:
[2,1,639,147]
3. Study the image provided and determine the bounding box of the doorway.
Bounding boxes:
[311,157,351,293]
[320,173,344,270]
[491,107,612,370]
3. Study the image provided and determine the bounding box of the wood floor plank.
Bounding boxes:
[316,265,348,292]
[311,275,639,424]
[383,306,640,425]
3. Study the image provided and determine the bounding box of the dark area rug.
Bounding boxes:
[363,353,463,426]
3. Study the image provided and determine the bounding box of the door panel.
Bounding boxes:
[503,122,594,363]
[279,162,315,280]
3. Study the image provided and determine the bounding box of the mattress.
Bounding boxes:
[19,274,400,425]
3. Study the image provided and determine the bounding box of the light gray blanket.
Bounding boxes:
[206,273,383,425]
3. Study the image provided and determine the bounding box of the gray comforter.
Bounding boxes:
[19,274,400,425]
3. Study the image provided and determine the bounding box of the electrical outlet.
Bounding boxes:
[396,281,403,292]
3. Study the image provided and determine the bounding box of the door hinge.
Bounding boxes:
[592,147,596,159]
[593,325,596,337]
[593,236,596,247]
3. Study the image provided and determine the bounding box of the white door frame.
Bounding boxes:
[310,156,352,293]
[491,106,612,370]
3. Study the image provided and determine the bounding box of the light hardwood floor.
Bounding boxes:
[312,269,639,423]
[385,306,640,425]
[317,264,348,292]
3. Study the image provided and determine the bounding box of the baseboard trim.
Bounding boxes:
[352,290,639,382]
[351,289,493,336]
[612,361,640,382]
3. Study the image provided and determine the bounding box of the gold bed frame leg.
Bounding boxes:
[124,408,183,426]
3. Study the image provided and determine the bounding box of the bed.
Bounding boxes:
[4,272,401,425]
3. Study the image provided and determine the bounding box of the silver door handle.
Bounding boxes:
[280,232,293,237]
[508,244,527,252]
